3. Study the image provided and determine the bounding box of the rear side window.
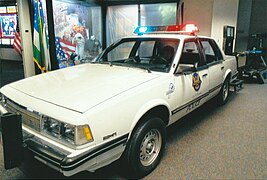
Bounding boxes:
[211,40,223,60]
[200,40,216,64]
[200,39,223,64]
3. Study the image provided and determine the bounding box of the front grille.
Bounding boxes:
[6,99,41,132]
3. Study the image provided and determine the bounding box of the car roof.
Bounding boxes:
[123,33,212,40]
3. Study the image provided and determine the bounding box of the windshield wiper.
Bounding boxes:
[136,66,151,73]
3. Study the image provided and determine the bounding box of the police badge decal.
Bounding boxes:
[192,72,202,91]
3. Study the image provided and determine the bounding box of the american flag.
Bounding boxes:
[55,37,76,59]
[13,15,21,56]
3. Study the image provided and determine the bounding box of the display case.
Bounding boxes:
[52,0,102,68]
[0,6,17,46]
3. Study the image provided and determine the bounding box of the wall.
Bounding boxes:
[181,0,214,36]
[0,48,21,61]
[235,0,252,52]
[248,0,267,50]
[210,0,239,49]
[249,0,267,35]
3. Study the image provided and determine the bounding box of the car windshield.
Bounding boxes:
[96,38,180,73]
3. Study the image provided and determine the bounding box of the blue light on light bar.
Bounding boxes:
[134,26,152,34]
[139,27,148,33]
[134,26,167,34]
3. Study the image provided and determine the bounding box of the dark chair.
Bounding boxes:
[159,45,175,64]
[152,45,175,65]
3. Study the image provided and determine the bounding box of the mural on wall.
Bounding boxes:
[53,1,102,68]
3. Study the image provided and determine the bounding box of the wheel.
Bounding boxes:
[124,117,166,178]
[217,77,230,105]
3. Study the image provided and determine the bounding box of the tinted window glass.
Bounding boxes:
[107,41,135,61]
[180,40,201,67]
[98,38,179,73]
[200,40,217,64]
[138,41,155,58]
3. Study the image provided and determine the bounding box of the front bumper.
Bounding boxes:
[24,135,69,172]
[22,130,128,176]
[22,131,98,177]
[1,103,128,177]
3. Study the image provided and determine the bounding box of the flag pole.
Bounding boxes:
[46,0,58,70]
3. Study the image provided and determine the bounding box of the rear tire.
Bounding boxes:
[217,77,230,105]
[124,117,166,178]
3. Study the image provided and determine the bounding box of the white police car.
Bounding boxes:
[0,24,238,178]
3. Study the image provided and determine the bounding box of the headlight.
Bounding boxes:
[0,93,7,105]
[41,115,93,146]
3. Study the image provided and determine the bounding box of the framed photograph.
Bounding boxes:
[0,13,17,39]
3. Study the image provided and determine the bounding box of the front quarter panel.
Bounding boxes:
[84,75,173,147]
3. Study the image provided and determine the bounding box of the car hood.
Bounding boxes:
[5,64,160,113]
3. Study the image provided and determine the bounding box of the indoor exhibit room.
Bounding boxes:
[0,0,266,179]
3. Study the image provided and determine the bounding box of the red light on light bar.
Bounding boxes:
[167,25,181,31]
[167,24,199,34]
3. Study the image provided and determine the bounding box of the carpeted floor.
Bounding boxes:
[145,83,267,179]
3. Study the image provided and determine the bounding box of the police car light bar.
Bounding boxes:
[134,24,199,35]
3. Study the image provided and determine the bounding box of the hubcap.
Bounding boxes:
[140,129,162,166]
[223,81,229,101]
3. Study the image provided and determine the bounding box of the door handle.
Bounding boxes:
[202,74,208,78]
[221,66,225,70]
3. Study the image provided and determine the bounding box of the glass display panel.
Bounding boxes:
[107,5,138,46]
[53,0,102,68]
[140,3,177,26]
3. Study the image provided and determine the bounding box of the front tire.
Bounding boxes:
[124,117,166,178]
[217,77,230,105]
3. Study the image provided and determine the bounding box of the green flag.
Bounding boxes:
[33,0,51,73]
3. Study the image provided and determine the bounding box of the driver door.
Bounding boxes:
[171,38,210,122]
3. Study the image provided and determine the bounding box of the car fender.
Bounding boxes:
[128,98,171,137]
[224,69,232,81]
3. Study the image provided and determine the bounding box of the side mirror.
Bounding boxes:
[176,64,197,75]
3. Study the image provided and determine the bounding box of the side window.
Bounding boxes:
[200,39,224,64]
[179,40,202,67]
[200,40,217,64]
[183,41,199,53]
[211,40,223,60]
